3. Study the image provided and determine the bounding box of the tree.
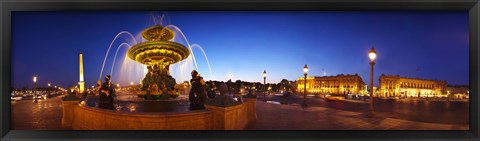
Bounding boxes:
[279,79,292,92]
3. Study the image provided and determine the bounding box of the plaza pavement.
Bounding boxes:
[11,95,468,130]
[11,96,67,130]
[246,99,469,130]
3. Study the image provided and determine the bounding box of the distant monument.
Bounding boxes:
[78,52,85,94]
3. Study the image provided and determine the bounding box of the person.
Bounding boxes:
[188,70,207,110]
[98,75,115,109]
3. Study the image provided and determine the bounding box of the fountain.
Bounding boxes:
[127,25,190,100]
[61,14,257,130]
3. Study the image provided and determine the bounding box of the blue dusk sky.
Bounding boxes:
[11,11,469,89]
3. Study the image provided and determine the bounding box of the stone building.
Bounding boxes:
[446,85,469,99]
[378,74,447,98]
[297,73,365,95]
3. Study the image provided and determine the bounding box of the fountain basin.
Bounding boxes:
[84,96,189,112]
[73,103,212,130]
[62,97,258,130]
[127,41,190,66]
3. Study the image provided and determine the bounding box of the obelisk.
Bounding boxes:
[79,52,85,94]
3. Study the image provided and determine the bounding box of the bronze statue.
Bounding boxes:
[98,75,115,109]
[189,70,207,110]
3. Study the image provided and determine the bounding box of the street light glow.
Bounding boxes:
[369,47,377,62]
[33,76,37,83]
[130,82,134,85]
[263,70,267,78]
[48,83,51,87]
[303,64,309,74]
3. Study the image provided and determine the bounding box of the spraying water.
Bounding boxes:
[110,42,132,76]
[191,44,213,79]
[99,31,137,80]
[101,12,214,85]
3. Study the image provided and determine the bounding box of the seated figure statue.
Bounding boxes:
[205,83,241,107]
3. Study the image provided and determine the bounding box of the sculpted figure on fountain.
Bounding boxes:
[189,70,207,110]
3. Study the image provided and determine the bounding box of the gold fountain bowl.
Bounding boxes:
[142,25,175,41]
[127,41,190,66]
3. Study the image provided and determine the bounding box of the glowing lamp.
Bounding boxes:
[303,64,309,74]
[369,47,377,62]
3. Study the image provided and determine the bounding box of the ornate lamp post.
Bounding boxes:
[302,64,309,107]
[367,47,377,117]
[263,70,267,102]
[33,76,37,103]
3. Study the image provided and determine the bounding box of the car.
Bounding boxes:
[11,96,23,101]
[325,94,345,101]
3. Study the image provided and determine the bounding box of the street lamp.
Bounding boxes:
[367,47,377,117]
[47,83,51,94]
[302,64,308,107]
[33,76,37,103]
[263,70,267,102]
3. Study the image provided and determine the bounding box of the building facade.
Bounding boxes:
[297,73,365,95]
[446,85,469,99]
[378,74,447,97]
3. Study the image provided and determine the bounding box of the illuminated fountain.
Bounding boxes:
[62,13,257,130]
[128,25,190,100]
[95,14,214,100]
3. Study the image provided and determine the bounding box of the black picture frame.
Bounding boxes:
[1,0,479,141]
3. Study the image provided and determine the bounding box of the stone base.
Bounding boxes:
[243,98,257,121]
[61,100,80,129]
[72,105,212,130]
[205,104,249,130]
[63,99,256,130]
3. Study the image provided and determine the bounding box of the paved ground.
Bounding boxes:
[264,94,469,124]
[11,96,66,130]
[11,94,468,130]
[246,99,469,130]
